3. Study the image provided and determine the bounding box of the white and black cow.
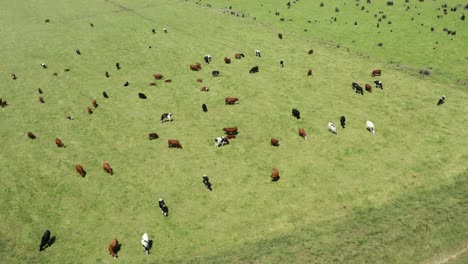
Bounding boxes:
[204,55,211,64]
[292,108,301,119]
[203,175,212,191]
[161,113,172,123]
[328,123,337,134]
[41,63,47,69]
[352,82,364,95]
[212,70,220,77]
[437,95,446,105]
[255,50,261,57]
[215,137,229,147]
[366,120,375,135]
[374,80,383,89]
[158,199,169,217]
[141,233,150,255]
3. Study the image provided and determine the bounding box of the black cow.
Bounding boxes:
[249,66,259,73]
[203,175,212,191]
[437,95,446,106]
[105,71,110,78]
[138,93,147,99]
[374,80,383,89]
[292,108,301,119]
[152,28,156,34]
[280,60,284,68]
[278,33,283,39]
[103,91,109,98]
[340,116,346,128]
[116,63,121,70]
[158,199,169,217]
[352,82,364,95]
[124,81,129,87]
[38,88,43,94]
[11,73,17,80]
[202,104,208,112]
[39,230,51,251]
[212,70,220,77]
[75,49,81,55]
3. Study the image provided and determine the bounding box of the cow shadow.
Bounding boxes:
[148,240,153,252]
[48,236,56,248]
[271,176,280,182]
[116,243,122,255]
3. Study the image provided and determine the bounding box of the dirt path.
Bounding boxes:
[426,245,468,264]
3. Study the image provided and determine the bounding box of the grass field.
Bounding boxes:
[0,0,467,263]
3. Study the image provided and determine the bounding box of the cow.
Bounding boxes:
[215,137,229,147]
[204,55,211,64]
[190,64,200,71]
[124,81,129,87]
[225,97,239,104]
[328,123,337,134]
[103,162,113,175]
[340,116,346,128]
[75,49,81,55]
[201,87,209,92]
[164,79,172,83]
[271,138,279,147]
[371,69,381,76]
[249,66,259,73]
[224,57,231,64]
[87,106,93,114]
[158,199,169,217]
[292,108,301,119]
[255,50,261,57]
[41,63,47,69]
[307,69,312,76]
[161,113,172,123]
[437,95,446,106]
[223,127,238,135]
[12,73,17,80]
[352,82,364,95]
[92,99,98,108]
[280,60,284,68]
[0,99,7,108]
[168,139,182,149]
[66,116,74,120]
[38,88,43,94]
[374,80,383,89]
[202,104,208,112]
[153,73,164,80]
[308,49,314,55]
[149,82,156,86]
[196,78,203,83]
[108,239,119,259]
[55,138,65,148]
[116,63,121,70]
[103,91,109,98]
[138,93,147,99]
[39,230,51,251]
[235,53,245,59]
[203,175,212,191]
[365,84,372,92]
[39,97,45,103]
[152,28,156,34]
[366,120,375,135]
[76,164,86,177]
[212,70,220,77]
[163,27,167,33]
[105,71,110,78]
[299,128,308,140]
[28,132,36,139]
[278,33,283,39]
[271,168,280,181]
[141,233,150,255]
[149,133,159,140]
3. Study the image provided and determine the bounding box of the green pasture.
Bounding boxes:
[0,0,466,263]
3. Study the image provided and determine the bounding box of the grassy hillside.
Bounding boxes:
[0,0,466,263]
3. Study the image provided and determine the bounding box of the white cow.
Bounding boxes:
[328,123,337,134]
[141,233,150,255]
[366,120,375,135]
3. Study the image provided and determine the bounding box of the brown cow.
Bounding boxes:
[271,168,280,181]
[39,97,45,103]
[108,239,119,259]
[365,84,372,92]
[195,62,202,69]
[168,139,182,149]
[196,78,203,83]
[75,164,86,177]
[201,87,209,92]
[87,106,93,114]
[225,97,239,105]
[224,57,231,64]
[55,137,65,147]
[28,132,36,139]
[149,133,159,140]
[371,69,381,77]
[235,53,245,59]
[153,73,164,80]
[271,138,279,147]
[190,64,199,71]
[92,99,98,108]
[299,128,308,140]
[103,162,113,175]
[307,69,312,76]
[164,79,172,83]
[149,82,157,86]
[223,127,238,135]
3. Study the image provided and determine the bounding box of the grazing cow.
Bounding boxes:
[203,175,212,191]
[365,83,372,92]
[215,137,229,147]
[158,199,169,217]
[225,97,239,105]
[292,108,301,119]
[224,57,231,64]
[103,91,109,98]
[366,120,375,135]
[204,55,211,64]
[66,116,74,120]
[249,66,259,73]
[168,139,182,149]
[307,69,312,76]
[223,127,238,135]
[196,78,203,83]
[374,80,383,89]
[39,230,51,251]
[371,69,381,76]
[92,99,98,108]
[152,28,156,34]
[75,164,86,177]
[164,79,172,83]
[271,168,280,181]
[87,106,93,114]
[28,132,36,139]
[124,81,129,87]
[328,123,337,134]
[352,82,364,95]
[212,70,220,77]
[202,104,208,112]
[299,128,308,140]
[255,50,261,57]
[38,88,43,94]
[12,73,17,80]
[271,138,279,147]
[308,49,314,55]
[190,64,200,71]
[39,97,45,103]
[201,87,209,92]
[340,116,346,128]
[149,82,156,86]
[235,53,245,59]
[105,71,110,78]
[280,60,284,68]
[41,63,47,69]
[138,93,147,99]
[153,73,164,80]
[75,49,81,55]
[103,162,113,175]
[278,33,283,39]
[141,233,150,255]
[64,68,70,72]
[149,133,159,140]
[437,95,446,106]
[116,63,121,70]
[108,239,119,259]
[161,113,172,123]
[0,99,7,108]
[55,138,65,148]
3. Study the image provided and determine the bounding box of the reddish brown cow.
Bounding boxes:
[28,132,36,139]
[190,64,199,71]
[108,239,119,259]
[196,78,203,83]
[55,137,65,147]
[307,69,312,76]
[271,138,279,147]
[224,57,231,64]
[372,69,381,77]
[226,134,236,139]
[195,62,202,69]
[299,128,308,140]
[75,164,86,177]
[103,162,113,175]
[365,84,372,92]
[87,106,93,114]
[225,97,239,105]
[149,82,157,86]
[223,127,238,135]
[271,168,280,181]
[149,133,159,140]
[39,97,45,103]
[164,79,172,83]
[92,99,98,108]
[153,73,164,80]
[168,139,182,149]
[201,87,209,92]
